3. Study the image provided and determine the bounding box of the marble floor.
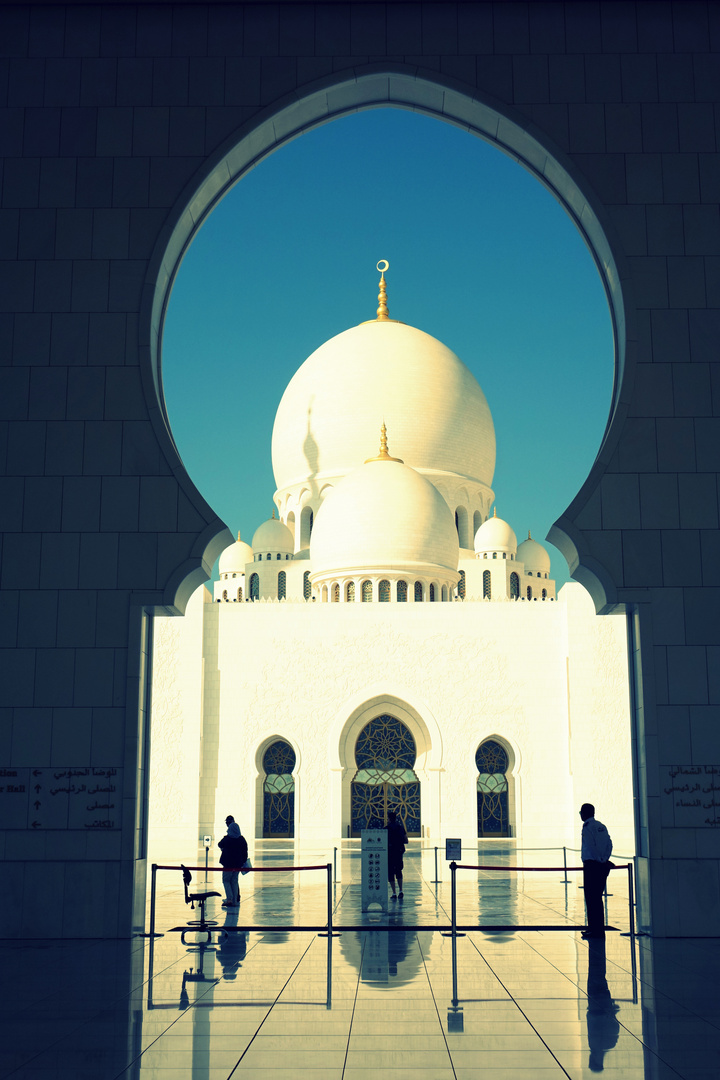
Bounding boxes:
[1,842,718,1079]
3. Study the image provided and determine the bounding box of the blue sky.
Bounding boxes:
[162,108,614,587]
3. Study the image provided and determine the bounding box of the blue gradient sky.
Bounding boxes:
[163,108,614,587]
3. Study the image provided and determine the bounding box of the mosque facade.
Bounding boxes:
[149,268,634,861]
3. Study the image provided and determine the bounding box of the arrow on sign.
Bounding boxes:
[31,821,41,829]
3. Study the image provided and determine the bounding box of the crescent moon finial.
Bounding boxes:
[376,260,390,320]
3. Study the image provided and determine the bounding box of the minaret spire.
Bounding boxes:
[376,259,390,321]
[365,422,403,463]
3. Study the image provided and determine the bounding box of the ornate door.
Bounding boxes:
[476,739,509,836]
[262,740,296,838]
[351,714,421,837]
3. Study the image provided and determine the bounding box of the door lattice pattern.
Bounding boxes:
[263,739,296,837]
[476,739,509,836]
[351,714,420,836]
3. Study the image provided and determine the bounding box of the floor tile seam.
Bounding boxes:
[340,932,366,1079]
[466,935,575,1080]
[224,933,319,1079]
[416,932,458,1079]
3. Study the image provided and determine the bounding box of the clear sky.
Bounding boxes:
[162,108,615,588]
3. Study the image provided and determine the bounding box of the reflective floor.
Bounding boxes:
[2,843,719,1079]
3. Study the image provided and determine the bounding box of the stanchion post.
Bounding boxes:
[451,861,457,936]
[333,846,338,884]
[327,863,333,937]
[149,863,157,939]
[627,862,636,939]
[562,846,570,884]
[434,846,439,884]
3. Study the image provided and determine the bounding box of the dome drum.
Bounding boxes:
[310,568,460,603]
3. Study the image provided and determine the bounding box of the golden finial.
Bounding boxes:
[272,509,275,519]
[493,507,497,518]
[365,422,403,463]
[528,529,532,540]
[376,259,389,321]
[237,531,242,542]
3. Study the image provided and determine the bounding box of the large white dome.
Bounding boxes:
[272,320,495,492]
[310,457,459,576]
[474,513,518,556]
[218,532,253,574]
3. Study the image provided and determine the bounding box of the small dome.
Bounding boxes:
[252,515,294,555]
[310,456,459,576]
[218,532,253,574]
[517,533,551,574]
[474,512,517,555]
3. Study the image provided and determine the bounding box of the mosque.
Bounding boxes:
[148,264,634,861]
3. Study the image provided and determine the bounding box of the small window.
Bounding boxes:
[332,582,340,602]
[379,579,390,602]
[286,554,290,560]
[278,570,286,599]
[258,554,262,561]
[441,585,448,601]
[276,553,281,560]
[492,552,497,559]
[347,581,356,602]
[483,570,491,599]
[303,570,311,600]
[483,552,487,559]
[222,590,228,601]
[362,579,372,603]
[250,573,259,600]
[414,581,423,602]
[232,572,236,578]
[502,552,506,559]
[542,589,547,600]
[429,583,436,602]
[397,580,408,602]
[267,553,271,560]
[237,587,242,601]
[527,586,532,600]
[510,572,519,600]
[458,569,466,600]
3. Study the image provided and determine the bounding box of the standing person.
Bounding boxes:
[579,803,613,939]
[386,810,408,901]
[218,816,248,908]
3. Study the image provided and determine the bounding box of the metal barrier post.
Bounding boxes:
[627,862,636,939]
[434,846,440,884]
[334,846,338,884]
[562,846,570,884]
[319,863,339,938]
[450,861,457,936]
[142,863,162,938]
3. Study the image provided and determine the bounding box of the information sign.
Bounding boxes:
[361,829,388,912]
[445,838,462,861]
[0,766,121,830]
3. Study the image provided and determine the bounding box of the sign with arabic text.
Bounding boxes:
[662,765,720,828]
[0,766,121,830]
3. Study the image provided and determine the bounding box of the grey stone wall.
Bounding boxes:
[1,1,718,936]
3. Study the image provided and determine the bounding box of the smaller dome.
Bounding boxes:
[218,532,253,574]
[474,511,517,555]
[517,532,551,574]
[252,515,294,555]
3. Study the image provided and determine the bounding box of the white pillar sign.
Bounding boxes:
[361,829,388,912]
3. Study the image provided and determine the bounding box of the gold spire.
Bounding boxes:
[271,510,275,519]
[237,531,242,542]
[365,422,403,463]
[376,259,389,321]
[493,507,497,517]
[528,529,532,540]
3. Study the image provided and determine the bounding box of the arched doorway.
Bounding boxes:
[262,739,296,838]
[351,714,420,837]
[476,739,510,837]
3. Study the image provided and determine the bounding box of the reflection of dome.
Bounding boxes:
[310,456,459,577]
[517,533,551,574]
[252,515,294,555]
[271,320,495,491]
[218,532,253,574]
[474,512,517,556]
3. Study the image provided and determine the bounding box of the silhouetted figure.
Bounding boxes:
[386,810,408,900]
[580,803,613,939]
[218,815,248,907]
[586,940,620,1070]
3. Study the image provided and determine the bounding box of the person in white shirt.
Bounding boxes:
[579,803,613,939]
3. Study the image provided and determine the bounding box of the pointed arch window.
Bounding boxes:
[249,573,259,600]
[414,581,423,602]
[429,583,436,602]
[379,579,390,602]
[346,581,355,602]
[237,587,243,601]
[476,739,509,837]
[351,714,420,837]
[458,569,466,600]
[361,579,372,602]
[222,589,228,601]
[397,580,408,602]
[542,588,547,600]
[332,582,340,602]
[510,572,519,599]
[441,585,448,601]
[527,586,532,600]
[303,570,311,600]
[263,739,295,838]
[483,570,491,599]
[278,570,286,599]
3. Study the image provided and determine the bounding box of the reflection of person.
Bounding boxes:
[218,928,248,980]
[386,810,408,901]
[218,816,248,908]
[580,803,613,939]
[586,940,620,1070]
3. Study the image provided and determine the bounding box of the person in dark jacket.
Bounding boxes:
[386,810,408,901]
[218,815,248,907]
